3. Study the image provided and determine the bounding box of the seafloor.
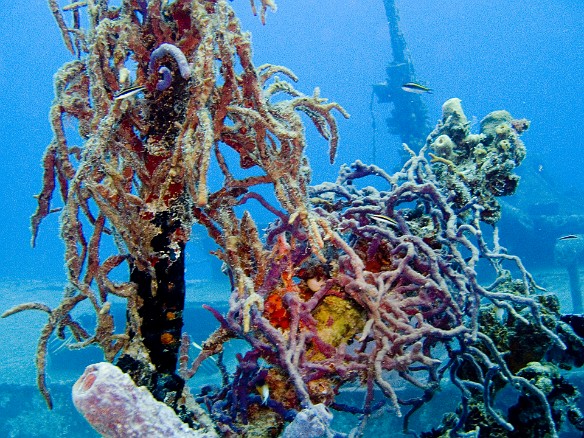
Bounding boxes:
[1,267,582,437]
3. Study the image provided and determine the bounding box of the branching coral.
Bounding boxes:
[4,0,347,415]
[181,140,574,436]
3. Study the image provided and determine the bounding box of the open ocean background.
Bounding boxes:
[0,0,583,436]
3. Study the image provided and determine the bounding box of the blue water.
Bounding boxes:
[0,1,583,436]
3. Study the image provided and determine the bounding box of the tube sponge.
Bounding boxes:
[439,98,469,142]
[480,110,513,138]
[72,362,213,438]
[442,98,468,125]
[148,43,191,90]
[148,43,191,80]
[431,134,455,158]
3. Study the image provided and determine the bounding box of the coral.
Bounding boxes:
[178,141,574,436]
[552,314,584,369]
[478,278,560,373]
[508,362,584,436]
[440,283,584,436]
[312,295,365,348]
[6,0,347,412]
[427,98,528,224]
[430,134,456,158]
[480,110,513,137]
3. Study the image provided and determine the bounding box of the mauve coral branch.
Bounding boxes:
[148,43,191,90]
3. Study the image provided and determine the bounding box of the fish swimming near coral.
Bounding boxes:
[114,85,145,100]
[255,381,269,405]
[401,82,432,94]
[368,213,398,227]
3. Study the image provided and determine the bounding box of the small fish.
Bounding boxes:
[401,82,432,94]
[558,234,581,241]
[256,382,269,405]
[369,213,398,226]
[114,85,145,100]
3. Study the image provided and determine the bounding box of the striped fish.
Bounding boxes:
[114,85,145,100]
[401,82,432,94]
[558,234,581,241]
[369,213,398,226]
